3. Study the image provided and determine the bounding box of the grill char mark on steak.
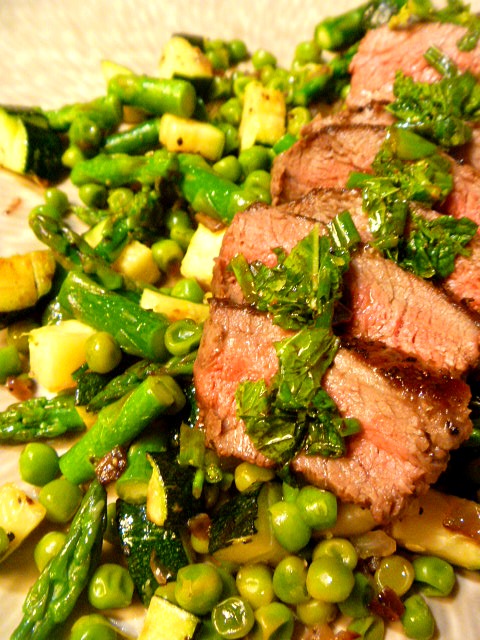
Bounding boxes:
[212,203,480,376]
[346,22,480,109]
[194,300,472,522]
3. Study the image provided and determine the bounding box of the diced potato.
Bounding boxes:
[140,288,209,324]
[29,319,96,392]
[180,223,225,289]
[239,80,286,150]
[159,114,225,162]
[139,595,198,640]
[390,489,480,570]
[0,249,56,312]
[112,240,161,285]
[0,483,46,562]
[158,36,213,80]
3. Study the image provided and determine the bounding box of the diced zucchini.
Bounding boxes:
[0,483,46,562]
[112,240,161,284]
[180,223,225,289]
[117,500,193,605]
[29,319,96,392]
[140,288,209,323]
[210,482,289,566]
[159,113,225,162]
[139,594,199,640]
[158,35,213,96]
[146,452,202,528]
[0,106,64,181]
[390,489,480,570]
[239,81,286,150]
[0,249,56,313]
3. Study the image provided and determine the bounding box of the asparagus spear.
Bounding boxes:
[11,480,107,640]
[57,271,169,360]
[0,394,85,443]
[59,374,185,484]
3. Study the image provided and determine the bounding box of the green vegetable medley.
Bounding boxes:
[0,1,479,640]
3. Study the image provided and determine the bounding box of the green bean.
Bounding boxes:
[108,74,197,118]
[295,485,337,530]
[211,596,255,639]
[412,556,455,597]
[269,501,311,552]
[235,564,274,610]
[34,531,67,572]
[85,331,122,374]
[19,442,59,487]
[374,554,415,597]
[175,563,223,615]
[251,602,294,640]
[164,318,203,357]
[306,556,355,603]
[272,555,309,605]
[401,594,435,640]
[103,118,161,155]
[38,477,83,523]
[88,563,134,609]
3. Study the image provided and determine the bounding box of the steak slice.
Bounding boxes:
[194,300,472,522]
[347,22,480,109]
[212,204,480,376]
[270,116,480,231]
[285,187,480,316]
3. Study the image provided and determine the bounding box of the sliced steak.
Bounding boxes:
[347,22,480,109]
[212,204,480,376]
[194,301,472,522]
[285,187,480,316]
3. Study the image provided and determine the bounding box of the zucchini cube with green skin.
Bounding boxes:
[0,249,56,313]
[140,287,209,324]
[239,81,286,150]
[159,113,225,162]
[158,35,213,82]
[180,223,226,289]
[139,594,199,640]
[0,483,46,562]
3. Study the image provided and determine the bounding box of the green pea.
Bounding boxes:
[312,538,357,570]
[0,526,10,558]
[209,76,234,101]
[238,146,271,176]
[338,572,374,619]
[243,170,271,194]
[19,442,59,486]
[219,98,243,126]
[164,319,203,357]
[401,595,435,640]
[234,462,275,493]
[29,202,62,223]
[295,486,337,530]
[171,278,205,303]
[165,209,192,232]
[281,481,300,503]
[34,530,67,572]
[0,345,23,383]
[251,602,294,640]
[155,581,178,604]
[217,123,240,155]
[213,155,243,183]
[108,187,134,214]
[88,563,134,610]
[175,563,224,615]
[152,238,184,272]
[374,554,415,597]
[86,331,122,374]
[296,598,337,627]
[306,556,355,603]
[211,596,255,639]
[44,187,69,215]
[236,563,274,610]
[79,183,108,209]
[272,555,309,605]
[69,116,102,149]
[294,40,322,65]
[62,144,86,168]
[412,556,455,597]
[171,225,195,251]
[228,40,248,64]
[252,49,277,70]
[206,47,230,71]
[70,613,125,640]
[6,319,38,354]
[269,501,311,553]
[39,477,83,523]
[348,615,385,640]
[287,106,311,137]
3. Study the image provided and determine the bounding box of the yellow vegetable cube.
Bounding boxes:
[239,80,286,150]
[0,249,55,312]
[112,240,161,285]
[0,484,46,562]
[180,223,225,289]
[140,288,209,324]
[29,319,96,392]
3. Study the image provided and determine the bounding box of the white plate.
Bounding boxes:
[1,1,480,638]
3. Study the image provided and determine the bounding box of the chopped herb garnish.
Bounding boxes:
[231,218,361,465]
[388,46,480,148]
